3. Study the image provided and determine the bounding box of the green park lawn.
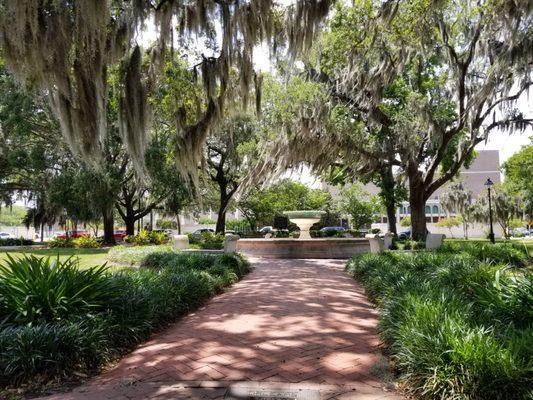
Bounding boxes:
[0,247,111,270]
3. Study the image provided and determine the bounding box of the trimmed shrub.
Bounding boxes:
[48,237,73,248]
[186,232,224,249]
[72,236,100,248]
[346,251,532,399]
[123,230,169,246]
[440,241,530,267]
[0,237,34,247]
[107,245,173,265]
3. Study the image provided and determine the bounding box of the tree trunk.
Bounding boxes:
[408,167,427,241]
[385,200,397,235]
[410,193,427,241]
[125,216,136,236]
[216,194,229,234]
[102,206,116,245]
[378,165,398,235]
[176,215,181,234]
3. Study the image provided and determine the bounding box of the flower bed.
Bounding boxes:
[0,252,249,386]
[346,244,532,399]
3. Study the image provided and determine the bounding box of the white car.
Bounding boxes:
[0,232,13,239]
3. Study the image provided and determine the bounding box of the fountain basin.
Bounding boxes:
[283,210,326,240]
[236,238,370,259]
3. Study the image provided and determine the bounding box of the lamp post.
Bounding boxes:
[484,178,495,244]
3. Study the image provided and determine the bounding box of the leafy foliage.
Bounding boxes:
[0,252,249,383]
[0,237,34,247]
[106,245,173,266]
[124,230,170,246]
[336,183,380,230]
[0,255,113,324]
[187,232,225,250]
[346,246,532,399]
[72,236,100,249]
[48,237,74,248]
[238,179,331,228]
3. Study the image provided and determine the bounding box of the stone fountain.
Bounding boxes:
[235,209,371,259]
[283,210,325,239]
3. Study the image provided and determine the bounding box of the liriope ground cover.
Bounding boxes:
[346,243,532,400]
[0,252,250,388]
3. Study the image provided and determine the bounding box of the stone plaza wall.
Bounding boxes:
[236,238,370,259]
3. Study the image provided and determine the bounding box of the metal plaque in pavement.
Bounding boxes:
[224,386,320,400]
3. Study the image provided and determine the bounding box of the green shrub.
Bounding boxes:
[124,230,170,246]
[0,255,114,324]
[0,237,34,247]
[149,231,169,245]
[107,245,173,265]
[0,252,249,384]
[72,236,100,248]
[198,232,224,249]
[197,217,216,225]
[141,252,250,279]
[346,251,533,399]
[48,237,73,248]
[440,241,529,267]
[403,239,425,250]
[156,219,177,230]
[0,317,110,383]
[226,219,250,232]
[131,229,151,246]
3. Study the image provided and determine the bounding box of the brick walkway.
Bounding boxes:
[40,258,401,400]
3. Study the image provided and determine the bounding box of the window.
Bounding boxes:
[382,217,388,223]
[432,205,439,215]
[432,216,440,223]
[425,216,432,223]
[425,206,431,214]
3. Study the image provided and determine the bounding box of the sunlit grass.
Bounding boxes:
[0,247,112,270]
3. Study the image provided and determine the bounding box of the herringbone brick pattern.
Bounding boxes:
[39,258,400,399]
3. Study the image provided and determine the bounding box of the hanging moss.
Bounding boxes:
[0,0,333,184]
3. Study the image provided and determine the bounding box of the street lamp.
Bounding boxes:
[484,178,495,244]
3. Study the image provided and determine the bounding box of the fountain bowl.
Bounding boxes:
[283,210,326,240]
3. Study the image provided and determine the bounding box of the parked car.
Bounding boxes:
[509,227,529,237]
[0,232,13,239]
[319,226,346,233]
[55,230,89,239]
[398,230,411,240]
[114,230,127,240]
[259,226,274,233]
[191,228,215,239]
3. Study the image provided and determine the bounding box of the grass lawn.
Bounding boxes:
[0,247,111,270]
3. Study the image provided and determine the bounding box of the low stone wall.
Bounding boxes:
[236,238,370,259]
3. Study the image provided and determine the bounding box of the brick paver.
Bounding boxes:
[39,258,401,399]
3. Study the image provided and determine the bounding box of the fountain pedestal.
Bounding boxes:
[288,217,321,239]
[283,210,325,239]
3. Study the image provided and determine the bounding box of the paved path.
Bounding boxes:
[40,258,400,400]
